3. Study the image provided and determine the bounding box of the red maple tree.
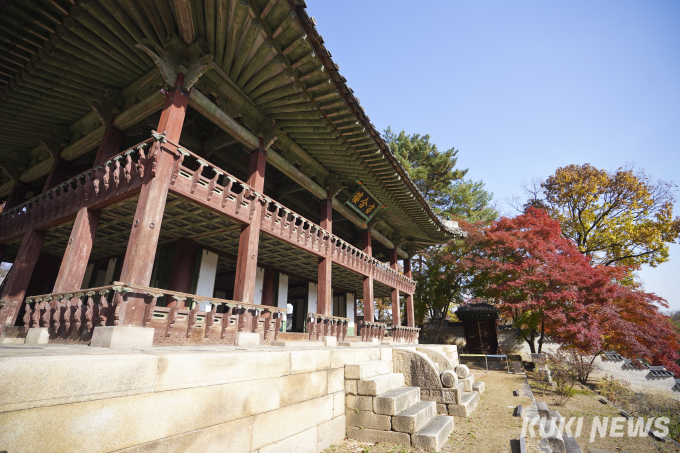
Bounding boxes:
[457,207,680,373]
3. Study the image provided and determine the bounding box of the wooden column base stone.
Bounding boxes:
[323,336,337,346]
[234,332,260,346]
[90,326,155,349]
[25,328,50,344]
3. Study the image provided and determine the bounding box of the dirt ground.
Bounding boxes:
[527,372,680,453]
[324,370,540,453]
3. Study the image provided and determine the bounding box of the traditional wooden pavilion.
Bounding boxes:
[0,0,464,346]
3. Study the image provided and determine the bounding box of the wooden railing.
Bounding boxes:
[0,132,416,295]
[0,138,154,243]
[358,321,387,342]
[162,134,416,295]
[391,326,420,344]
[305,313,349,342]
[23,281,286,345]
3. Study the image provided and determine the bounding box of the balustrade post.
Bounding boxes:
[233,139,266,305]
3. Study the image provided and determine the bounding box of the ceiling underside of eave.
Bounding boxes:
[0,0,461,245]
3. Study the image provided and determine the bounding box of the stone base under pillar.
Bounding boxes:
[91,326,155,349]
[25,327,49,344]
[235,332,260,346]
[323,336,337,346]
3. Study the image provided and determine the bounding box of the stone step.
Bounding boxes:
[460,374,476,391]
[563,432,583,453]
[392,400,437,434]
[345,360,392,380]
[412,415,454,452]
[373,386,420,415]
[448,391,479,417]
[472,381,485,394]
[347,426,411,446]
[346,409,391,430]
[358,373,405,396]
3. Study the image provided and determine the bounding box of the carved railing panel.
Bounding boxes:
[391,325,420,344]
[0,138,157,243]
[358,321,387,342]
[22,282,286,346]
[305,313,348,343]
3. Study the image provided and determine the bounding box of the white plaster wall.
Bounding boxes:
[195,250,218,311]
[308,282,317,314]
[277,273,289,332]
[277,273,288,309]
[253,266,265,305]
[346,292,355,329]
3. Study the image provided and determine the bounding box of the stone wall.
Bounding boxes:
[590,357,680,401]
[0,345,393,453]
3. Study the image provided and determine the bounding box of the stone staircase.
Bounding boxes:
[344,360,455,451]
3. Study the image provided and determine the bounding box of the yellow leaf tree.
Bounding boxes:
[535,164,680,267]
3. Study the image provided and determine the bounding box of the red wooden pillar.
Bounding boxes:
[4,180,30,210]
[94,126,126,166]
[42,158,71,192]
[51,127,124,294]
[390,248,400,327]
[52,209,101,293]
[261,265,276,306]
[404,258,415,327]
[362,229,374,322]
[118,75,189,326]
[168,238,197,304]
[0,229,46,332]
[233,142,266,304]
[317,197,332,315]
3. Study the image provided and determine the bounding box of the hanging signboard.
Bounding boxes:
[346,181,384,224]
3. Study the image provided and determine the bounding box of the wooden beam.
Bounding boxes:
[173,0,196,44]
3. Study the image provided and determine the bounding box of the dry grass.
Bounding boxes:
[324,370,540,453]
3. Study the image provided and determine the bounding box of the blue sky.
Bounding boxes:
[307,0,680,311]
